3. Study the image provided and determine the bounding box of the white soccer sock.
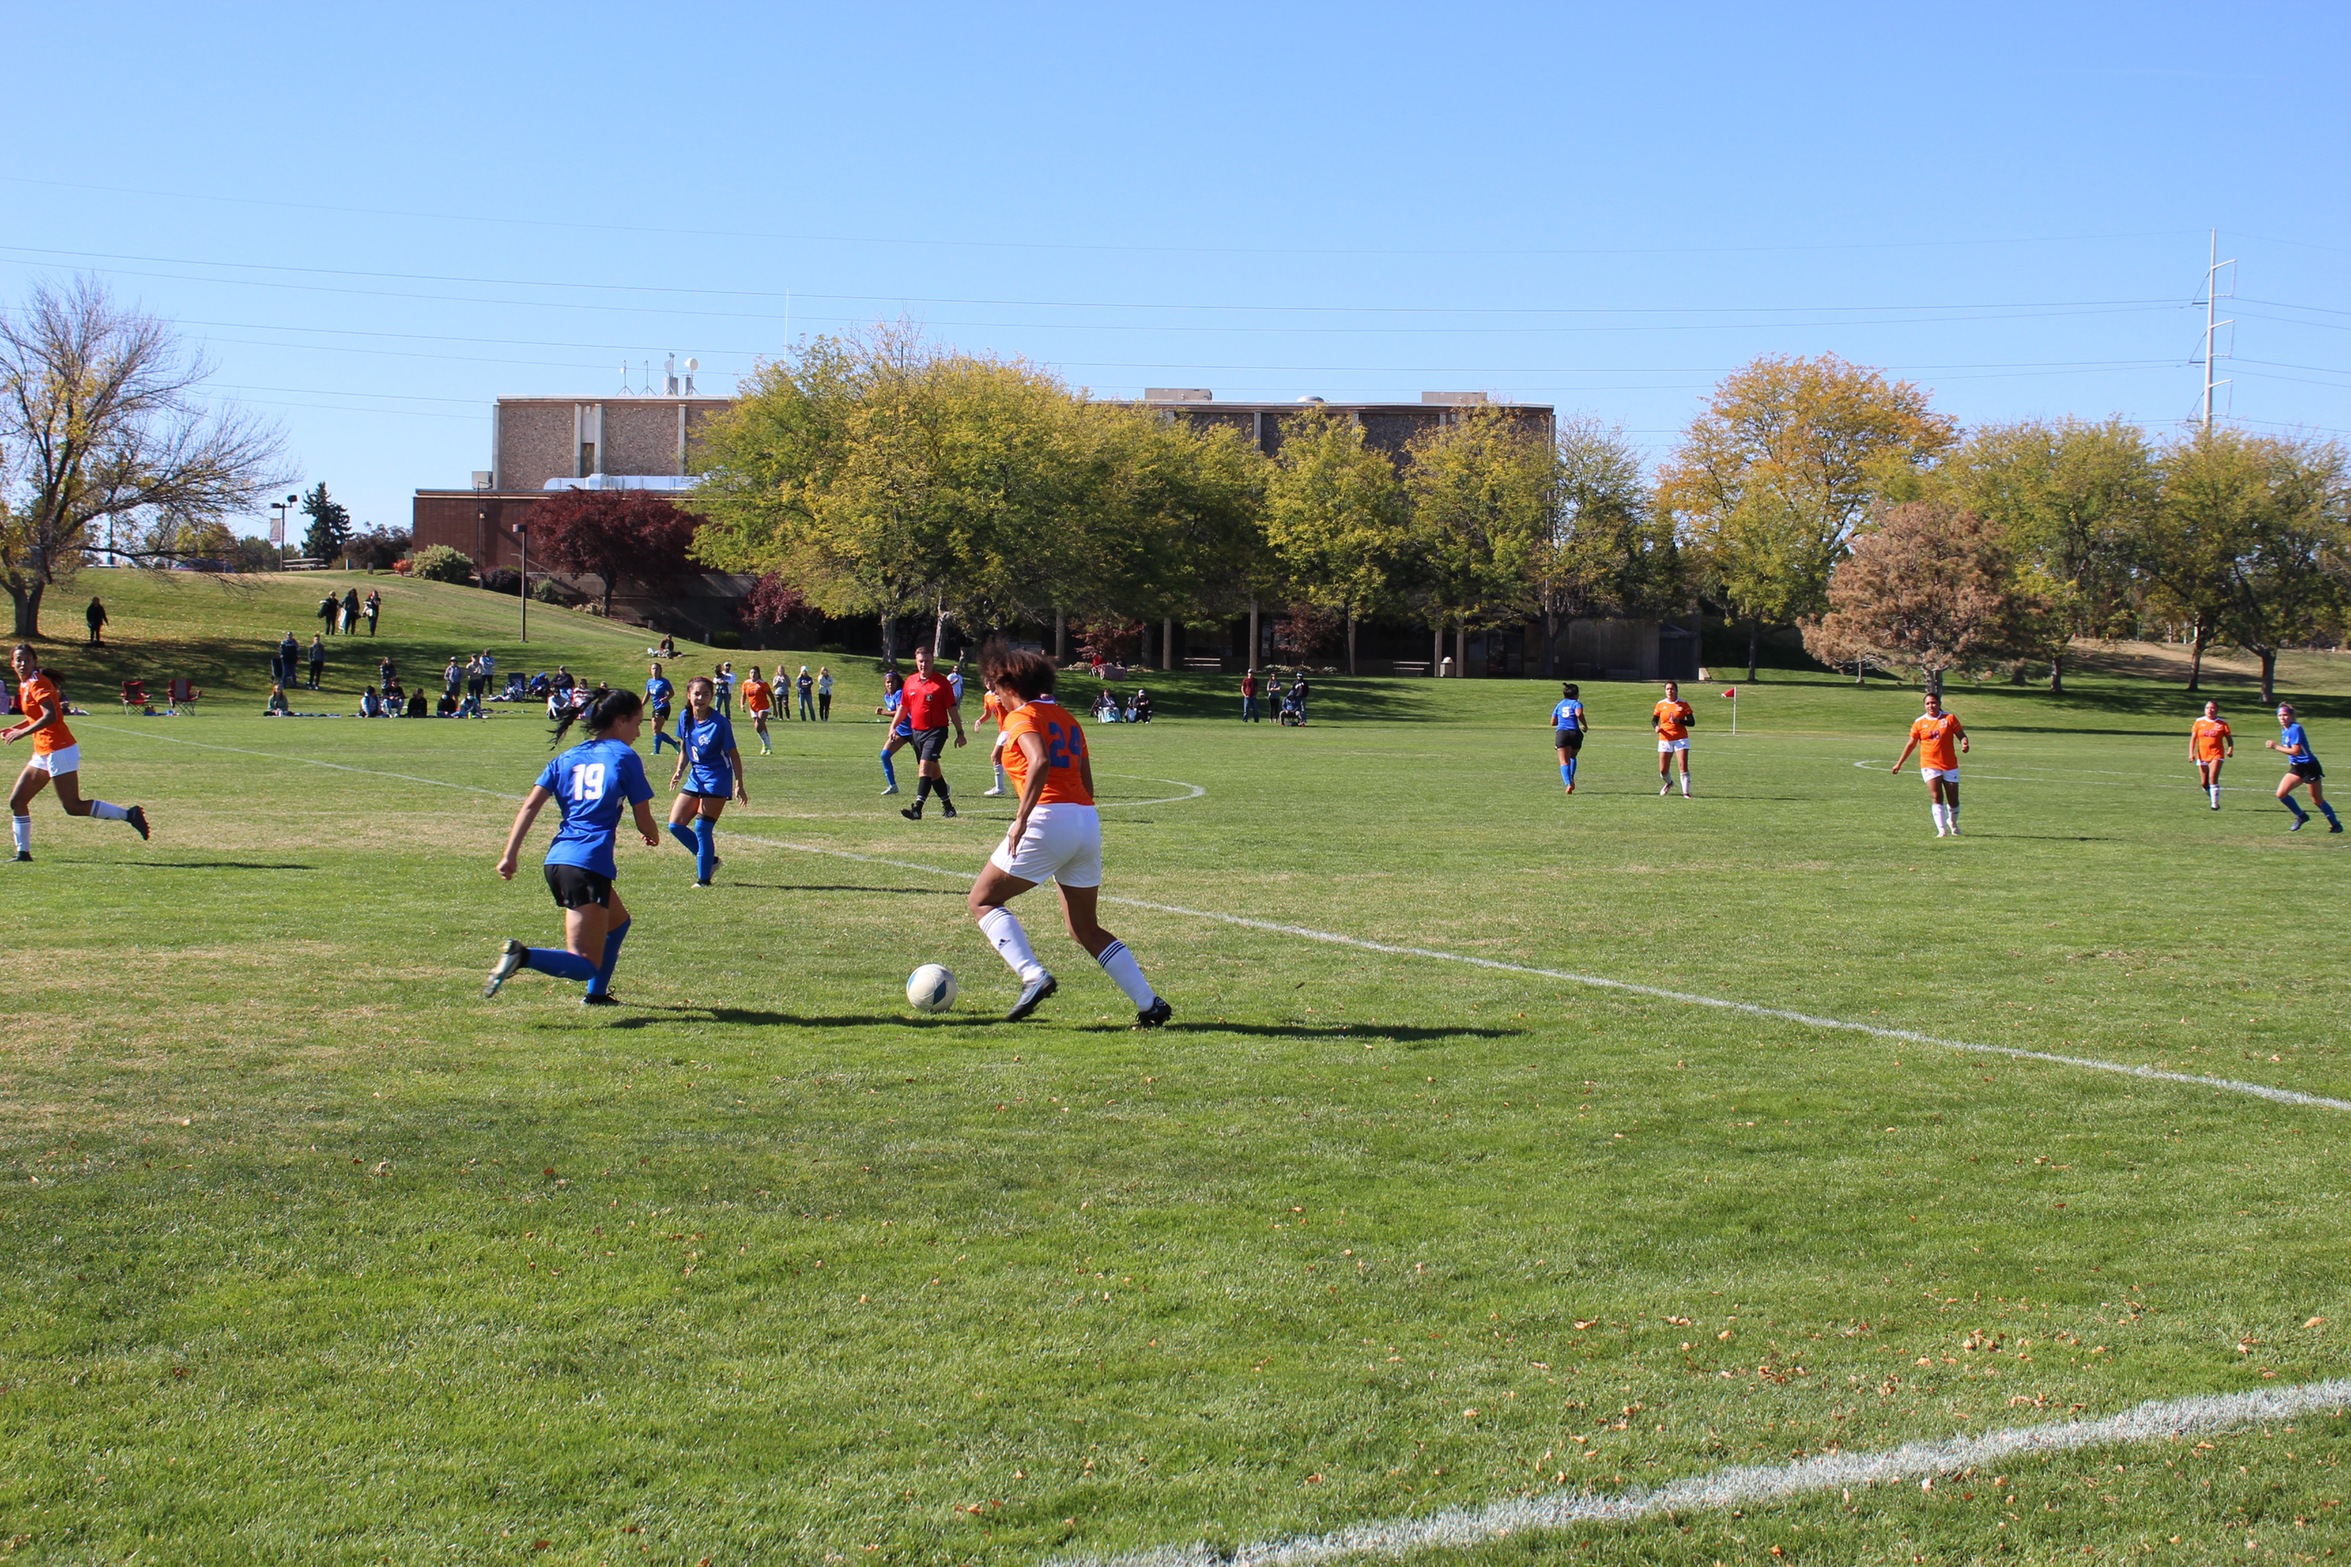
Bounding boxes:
[11,816,28,853]
[1931,802,1947,831]
[1947,804,1959,830]
[1679,772,1691,797]
[90,801,128,822]
[1093,939,1157,1008]
[977,907,1046,983]
[2210,784,2221,805]
[994,762,1009,791]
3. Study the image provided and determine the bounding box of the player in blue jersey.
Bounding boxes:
[1550,682,1589,794]
[645,663,676,753]
[877,668,913,795]
[2266,703,2342,833]
[485,689,660,1005]
[666,675,749,886]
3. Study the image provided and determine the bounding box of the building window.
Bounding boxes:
[579,441,597,475]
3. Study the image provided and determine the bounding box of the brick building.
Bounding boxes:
[1130,388,1554,458]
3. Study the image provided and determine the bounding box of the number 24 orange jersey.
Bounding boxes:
[998,698,1092,805]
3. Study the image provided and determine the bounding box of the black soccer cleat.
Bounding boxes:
[483,938,527,998]
[1135,997,1173,1030]
[126,805,150,841]
[1006,971,1058,1022]
[2334,821,2346,834]
[582,992,620,1007]
[12,850,28,863]
[900,804,923,821]
[941,803,957,820]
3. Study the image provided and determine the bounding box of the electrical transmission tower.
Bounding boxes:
[2197,229,2236,430]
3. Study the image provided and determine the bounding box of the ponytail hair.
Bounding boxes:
[550,686,644,749]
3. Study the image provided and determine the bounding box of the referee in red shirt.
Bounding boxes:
[898,645,967,820]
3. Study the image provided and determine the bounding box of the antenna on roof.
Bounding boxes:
[618,362,632,394]
[664,355,678,397]
[683,357,698,397]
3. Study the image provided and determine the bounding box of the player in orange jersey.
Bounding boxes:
[2189,700,2233,810]
[965,644,1169,1028]
[740,666,774,755]
[5,644,149,861]
[1891,690,1969,836]
[1651,680,1696,796]
[979,682,1012,796]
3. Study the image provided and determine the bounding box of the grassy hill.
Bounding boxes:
[24,568,742,705]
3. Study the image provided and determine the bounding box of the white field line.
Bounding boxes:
[89,723,2351,1116]
[1055,1378,2351,1567]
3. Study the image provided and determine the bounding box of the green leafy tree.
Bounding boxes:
[1403,406,1554,673]
[1925,419,2155,691]
[1659,353,1956,679]
[2146,430,2350,703]
[299,483,354,563]
[407,543,475,584]
[1264,405,1406,672]
[1530,418,1676,678]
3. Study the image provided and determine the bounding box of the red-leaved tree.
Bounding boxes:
[531,490,701,617]
[737,572,815,642]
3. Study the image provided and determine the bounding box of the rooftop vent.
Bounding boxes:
[1144,388,1214,402]
[1421,391,1490,405]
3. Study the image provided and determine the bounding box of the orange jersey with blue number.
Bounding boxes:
[998,698,1092,805]
[15,675,72,754]
[2192,717,2232,761]
[1652,700,1693,740]
[1910,712,1965,771]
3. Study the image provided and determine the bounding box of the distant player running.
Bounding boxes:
[967,646,1170,1027]
[877,670,910,795]
[2266,703,2342,833]
[896,645,966,821]
[1652,680,1695,796]
[485,690,660,1005]
[1550,682,1588,794]
[2190,701,2233,810]
[1891,690,1969,836]
[645,662,676,754]
[5,645,149,861]
[666,676,748,886]
[980,682,1012,796]
[741,667,774,756]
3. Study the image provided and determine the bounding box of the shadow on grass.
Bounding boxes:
[721,882,961,895]
[601,1005,996,1030]
[1057,1021,1527,1042]
[109,859,318,871]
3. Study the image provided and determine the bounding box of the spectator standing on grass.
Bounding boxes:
[377,655,396,692]
[465,653,487,707]
[342,588,361,634]
[714,662,736,716]
[318,594,338,635]
[363,589,380,635]
[1289,673,1310,725]
[797,665,815,721]
[1240,667,1260,722]
[84,597,107,647]
[817,666,833,721]
[480,650,496,694]
[276,632,299,689]
[307,634,326,691]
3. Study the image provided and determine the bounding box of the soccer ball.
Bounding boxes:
[906,963,957,1014]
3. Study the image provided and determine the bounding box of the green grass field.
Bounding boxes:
[7,569,2351,1565]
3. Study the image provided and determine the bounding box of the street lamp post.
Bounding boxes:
[516,521,529,643]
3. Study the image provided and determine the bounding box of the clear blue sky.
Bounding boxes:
[7,3,2348,535]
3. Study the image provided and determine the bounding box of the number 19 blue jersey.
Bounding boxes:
[536,737,653,877]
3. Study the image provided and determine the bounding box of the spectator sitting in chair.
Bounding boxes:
[1093,687,1121,723]
[265,683,292,717]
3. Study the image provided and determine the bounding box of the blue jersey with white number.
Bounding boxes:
[1551,698,1585,733]
[536,738,653,877]
[678,711,737,796]
[2281,721,2317,764]
[645,676,673,712]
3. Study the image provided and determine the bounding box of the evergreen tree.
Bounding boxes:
[299,483,354,562]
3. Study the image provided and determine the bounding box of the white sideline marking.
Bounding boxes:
[91,723,2351,1116]
[1055,1378,2351,1567]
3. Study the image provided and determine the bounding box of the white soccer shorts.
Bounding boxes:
[1920,766,1959,782]
[29,745,79,775]
[989,802,1103,888]
[1657,738,1690,753]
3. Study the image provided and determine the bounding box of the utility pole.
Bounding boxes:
[2200,228,2235,431]
[517,521,529,644]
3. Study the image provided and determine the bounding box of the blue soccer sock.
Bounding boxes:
[880,749,897,788]
[523,947,597,982]
[1561,757,1577,787]
[589,919,631,996]
[2322,801,2343,827]
[2285,796,2310,822]
[666,820,699,855]
[691,817,717,882]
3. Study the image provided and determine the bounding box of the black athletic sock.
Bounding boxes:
[916,776,934,803]
[933,777,952,807]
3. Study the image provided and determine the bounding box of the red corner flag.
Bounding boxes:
[1722,687,1737,699]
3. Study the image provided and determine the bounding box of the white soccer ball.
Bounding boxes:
[906,963,958,1014]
